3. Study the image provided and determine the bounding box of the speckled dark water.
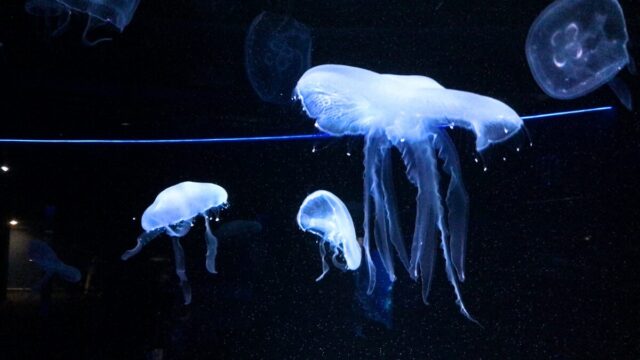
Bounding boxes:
[1,1,639,359]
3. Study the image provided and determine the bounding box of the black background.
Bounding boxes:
[1,0,639,358]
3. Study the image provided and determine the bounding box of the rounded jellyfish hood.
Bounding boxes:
[297,190,361,270]
[295,64,523,152]
[141,181,228,231]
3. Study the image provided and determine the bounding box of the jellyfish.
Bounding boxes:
[28,239,81,290]
[25,0,140,45]
[526,0,633,109]
[245,11,312,104]
[121,181,228,305]
[24,0,72,37]
[294,64,523,321]
[297,190,362,281]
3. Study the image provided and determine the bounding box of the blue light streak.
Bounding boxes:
[0,106,613,144]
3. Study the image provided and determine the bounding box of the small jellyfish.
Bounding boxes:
[245,11,312,104]
[28,239,81,290]
[25,0,140,45]
[526,0,633,109]
[297,190,362,281]
[295,64,523,322]
[121,181,228,305]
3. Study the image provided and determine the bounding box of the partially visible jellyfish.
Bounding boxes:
[245,11,312,104]
[526,0,633,109]
[28,239,81,291]
[25,0,72,37]
[25,0,140,45]
[121,181,228,305]
[297,190,362,281]
[295,64,523,321]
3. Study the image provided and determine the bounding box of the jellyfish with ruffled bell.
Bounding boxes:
[297,190,362,281]
[295,64,523,322]
[121,181,228,305]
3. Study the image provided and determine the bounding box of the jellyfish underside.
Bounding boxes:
[121,210,219,305]
[315,234,350,282]
[362,129,477,323]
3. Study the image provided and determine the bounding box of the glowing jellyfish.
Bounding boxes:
[526,0,632,109]
[297,190,362,281]
[295,64,523,321]
[121,181,228,305]
[25,0,140,44]
[28,239,81,290]
[245,11,312,104]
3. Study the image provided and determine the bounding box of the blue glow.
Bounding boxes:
[520,105,613,121]
[121,181,229,305]
[297,190,362,281]
[0,106,613,145]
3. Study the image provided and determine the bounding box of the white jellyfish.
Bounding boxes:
[121,181,228,305]
[297,190,362,281]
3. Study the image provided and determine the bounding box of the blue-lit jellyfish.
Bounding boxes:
[25,0,140,45]
[25,0,72,37]
[28,239,81,290]
[526,0,633,109]
[121,181,228,305]
[297,190,362,281]
[295,64,523,321]
[245,11,312,104]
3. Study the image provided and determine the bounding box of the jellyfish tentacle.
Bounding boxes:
[379,144,410,273]
[121,228,163,261]
[362,135,377,294]
[331,248,348,271]
[369,135,397,283]
[433,131,469,282]
[171,237,192,305]
[316,241,330,281]
[81,16,112,46]
[51,10,72,38]
[398,141,438,291]
[202,214,219,274]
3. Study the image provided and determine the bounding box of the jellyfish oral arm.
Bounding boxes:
[121,228,163,261]
[203,214,218,274]
[172,237,192,305]
[433,131,469,282]
[316,240,330,282]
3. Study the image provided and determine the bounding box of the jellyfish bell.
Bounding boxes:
[526,0,633,109]
[297,190,362,281]
[141,182,228,232]
[295,64,523,152]
[121,181,229,305]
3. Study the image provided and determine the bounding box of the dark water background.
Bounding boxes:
[1,1,639,358]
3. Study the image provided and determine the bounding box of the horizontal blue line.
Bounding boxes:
[0,105,613,144]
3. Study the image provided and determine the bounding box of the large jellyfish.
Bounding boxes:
[28,239,81,290]
[297,190,362,281]
[121,181,228,305]
[526,0,633,109]
[294,64,523,321]
[25,0,140,44]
